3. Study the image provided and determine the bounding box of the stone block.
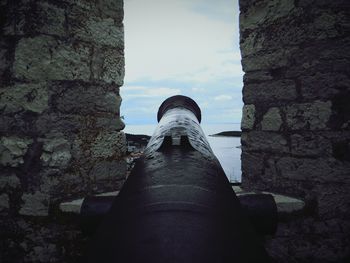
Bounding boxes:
[95,116,125,131]
[241,151,264,190]
[68,6,124,48]
[91,131,126,158]
[315,183,350,219]
[35,113,83,136]
[89,160,126,181]
[95,0,124,22]
[0,136,33,167]
[0,38,12,82]
[19,191,50,216]
[285,100,332,130]
[14,36,91,81]
[261,107,282,131]
[91,47,124,85]
[0,83,48,114]
[12,1,66,37]
[0,174,21,190]
[240,0,295,31]
[27,244,59,263]
[241,47,298,72]
[275,157,350,184]
[0,193,10,211]
[40,137,71,169]
[241,131,288,153]
[70,0,124,22]
[243,70,273,83]
[299,72,350,100]
[240,31,265,57]
[241,104,255,130]
[290,133,332,156]
[243,79,297,103]
[52,83,122,115]
[241,9,348,57]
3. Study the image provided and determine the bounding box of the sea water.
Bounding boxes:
[124,123,241,183]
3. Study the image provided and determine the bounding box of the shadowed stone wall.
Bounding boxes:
[239,0,350,261]
[0,0,125,262]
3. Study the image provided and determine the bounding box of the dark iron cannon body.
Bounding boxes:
[85,95,276,263]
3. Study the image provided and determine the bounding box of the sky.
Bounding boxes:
[121,0,243,124]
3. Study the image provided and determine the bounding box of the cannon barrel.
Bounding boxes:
[86,95,274,263]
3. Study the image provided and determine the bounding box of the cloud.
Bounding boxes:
[214,95,232,101]
[122,86,181,98]
[124,0,241,83]
[121,0,244,124]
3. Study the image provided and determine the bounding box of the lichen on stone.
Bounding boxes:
[0,136,33,167]
[0,83,48,114]
[241,104,255,130]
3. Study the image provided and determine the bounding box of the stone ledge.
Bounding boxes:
[233,186,305,214]
[59,187,305,216]
[59,191,119,214]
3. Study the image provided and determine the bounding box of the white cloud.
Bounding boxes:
[191,87,205,92]
[122,86,181,98]
[214,95,232,101]
[124,0,241,83]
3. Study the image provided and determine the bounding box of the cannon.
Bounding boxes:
[85,95,277,263]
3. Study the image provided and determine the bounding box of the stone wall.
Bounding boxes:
[0,0,126,262]
[239,0,350,261]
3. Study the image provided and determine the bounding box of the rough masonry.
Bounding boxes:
[239,0,350,261]
[0,0,126,262]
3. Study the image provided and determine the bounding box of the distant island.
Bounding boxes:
[209,131,242,137]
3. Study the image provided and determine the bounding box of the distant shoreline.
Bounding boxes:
[209,131,242,137]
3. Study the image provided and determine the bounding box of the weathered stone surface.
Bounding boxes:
[290,133,332,156]
[0,193,10,211]
[275,157,350,183]
[0,39,12,82]
[95,116,125,131]
[52,84,122,115]
[12,1,66,37]
[14,36,91,81]
[91,47,124,84]
[70,0,124,22]
[0,0,126,261]
[241,47,298,71]
[243,79,297,103]
[0,173,21,190]
[27,244,59,263]
[91,131,126,158]
[240,0,295,31]
[40,137,71,169]
[315,183,350,218]
[261,107,282,131]
[0,83,48,114]
[35,113,83,136]
[19,191,50,216]
[0,136,33,167]
[241,151,264,189]
[69,6,124,48]
[90,160,126,181]
[300,72,350,100]
[242,131,288,153]
[240,0,350,261]
[285,100,332,130]
[241,104,255,130]
[241,9,348,57]
[243,70,273,83]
